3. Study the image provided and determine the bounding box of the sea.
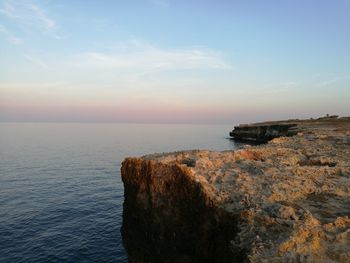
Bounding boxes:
[0,123,240,263]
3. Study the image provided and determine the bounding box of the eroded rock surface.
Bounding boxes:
[121,119,350,262]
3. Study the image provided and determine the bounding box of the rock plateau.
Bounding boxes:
[121,117,350,263]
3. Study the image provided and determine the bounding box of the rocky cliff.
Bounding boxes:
[229,123,298,142]
[121,118,350,263]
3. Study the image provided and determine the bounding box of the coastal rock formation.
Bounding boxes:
[229,123,298,142]
[121,119,350,262]
[121,157,241,263]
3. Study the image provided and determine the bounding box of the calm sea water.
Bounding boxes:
[0,123,239,263]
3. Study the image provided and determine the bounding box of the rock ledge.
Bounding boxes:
[121,118,350,262]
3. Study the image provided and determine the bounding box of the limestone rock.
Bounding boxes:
[121,118,350,262]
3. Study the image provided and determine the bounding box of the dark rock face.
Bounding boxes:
[121,158,242,263]
[229,124,298,142]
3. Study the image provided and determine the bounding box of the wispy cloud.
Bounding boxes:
[256,82,298,95]
[280,81,298,89]
[318,74,350,87]
[150,0,170,8]
[0,1,62,38]
[259,82,298,95]
[28,4,55,30]
[0,24,22,44]
[24,54,49,69]
[72,40,232,73]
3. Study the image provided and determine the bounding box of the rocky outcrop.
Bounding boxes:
[121,119,350,262]
[121,157,241,263]
[229,123,298,142]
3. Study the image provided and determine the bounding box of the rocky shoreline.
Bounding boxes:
[121,117,350,262]
[229,123,299,143]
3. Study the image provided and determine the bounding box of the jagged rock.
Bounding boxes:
[121,118,350,262]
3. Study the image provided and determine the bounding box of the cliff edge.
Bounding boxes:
[121,118,350,262]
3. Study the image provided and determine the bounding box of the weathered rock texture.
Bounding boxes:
[121,118,350,263]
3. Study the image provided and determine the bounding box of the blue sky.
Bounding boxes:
[0,0,349,123]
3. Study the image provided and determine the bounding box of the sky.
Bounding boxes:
[0,0,349,124]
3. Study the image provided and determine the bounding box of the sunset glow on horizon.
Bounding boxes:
[1,0,349,123]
